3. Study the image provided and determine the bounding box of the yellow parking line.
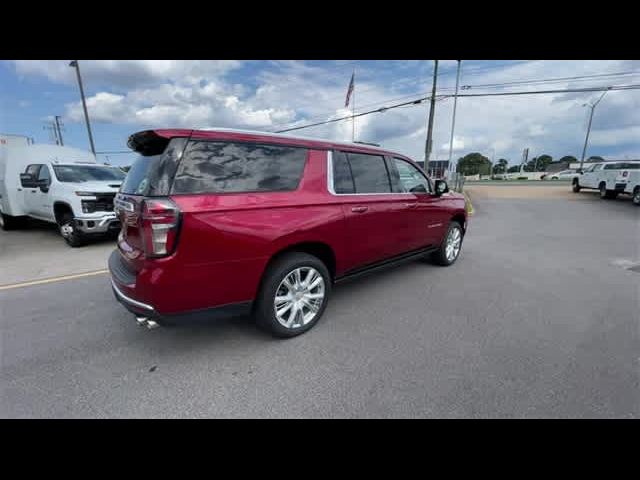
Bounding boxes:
[0,269,109,291]
[464,191,475,216]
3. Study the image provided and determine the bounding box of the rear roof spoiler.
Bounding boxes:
[127,129,193,156]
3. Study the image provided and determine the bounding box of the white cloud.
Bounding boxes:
[12,60,640,163]
[12,60,242,88]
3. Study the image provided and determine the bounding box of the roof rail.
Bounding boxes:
[353,140,381,147]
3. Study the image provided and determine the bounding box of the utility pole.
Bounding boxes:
[580,89,608,171]
[69,60,96,155]
[352,70,356,142]
[447,60,462,181]
[424,60,439,175]
[520,148,529,174]
[54,115,64,146]
[44,120,60,145]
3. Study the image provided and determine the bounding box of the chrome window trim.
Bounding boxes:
[327,150,412,197]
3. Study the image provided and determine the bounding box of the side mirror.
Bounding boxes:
[410,184,428,194]
[20,173,36,188]
[38,180,50,193]
[434,179,449,196]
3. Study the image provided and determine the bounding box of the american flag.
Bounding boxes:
[344,72,355,108]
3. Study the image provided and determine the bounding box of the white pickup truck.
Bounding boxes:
[571,161,640,200]
[624,170,640,206]
[0,144,126,246]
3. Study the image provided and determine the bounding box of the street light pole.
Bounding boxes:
[579,89,608,171]
[69,60,96,156]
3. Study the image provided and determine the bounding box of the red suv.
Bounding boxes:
[109,128,468,337]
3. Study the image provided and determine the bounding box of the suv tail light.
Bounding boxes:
[141,198,181,257]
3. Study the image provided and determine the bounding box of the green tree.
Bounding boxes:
[525,154,553,172]
[457,152,492,176]
[587,155,605,162]
[507,165,520,173]
[558,155,578,164]
[492,158,508,174]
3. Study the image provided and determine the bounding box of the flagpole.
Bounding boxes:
[352,70,356,142]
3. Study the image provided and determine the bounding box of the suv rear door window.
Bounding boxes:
[172,141,308,194]
[331,151,355,194]
[345,152,391,193]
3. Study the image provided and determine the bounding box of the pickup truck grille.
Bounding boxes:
[81,193,116,213]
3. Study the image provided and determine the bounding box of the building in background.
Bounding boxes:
[0,134,34,148]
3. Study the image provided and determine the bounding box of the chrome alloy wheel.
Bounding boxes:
[60,222,74,238]
[274,267,325,329]
[445,226,462,262]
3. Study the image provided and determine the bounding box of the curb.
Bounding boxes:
[463,191,475,216]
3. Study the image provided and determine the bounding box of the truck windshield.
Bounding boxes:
[53,165,126,183]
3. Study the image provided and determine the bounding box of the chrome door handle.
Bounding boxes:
[351,206,368,213]
[404,203,417,208]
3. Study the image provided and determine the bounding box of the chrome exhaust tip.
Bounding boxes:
[145,319,160,330]
[136,316,148,326]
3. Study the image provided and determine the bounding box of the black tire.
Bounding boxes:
[0,212,25,231]
[633,187,640,206]
[255,252,331,338]
[599,182,616,199]
[430,220,464,266]
[59,212,86,247]
[572,180,581,193]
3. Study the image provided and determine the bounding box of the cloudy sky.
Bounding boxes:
[1,60,639,166]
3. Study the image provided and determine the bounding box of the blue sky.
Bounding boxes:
[1,60,639,166]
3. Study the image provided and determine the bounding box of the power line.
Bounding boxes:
[270,70,639,132]
[461,70,640,90]
[455,84,640,98]
[95,150,133,154]
[275,84,640,134]
[275,96,434,133]
[268,61,530,130]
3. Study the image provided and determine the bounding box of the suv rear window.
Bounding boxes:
[171,141,308,194]
[120,137,189,196]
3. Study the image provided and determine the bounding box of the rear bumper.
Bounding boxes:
[111,278,157,315]
[108,249,253,325]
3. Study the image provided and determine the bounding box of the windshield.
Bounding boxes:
[53,165,126,183]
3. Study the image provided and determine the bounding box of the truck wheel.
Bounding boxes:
[0,212,24,231]
[431,220,464,266]
[59,213,86,247]
[599,182,616,199]
[633,187,640,206]
[572,180,581,193]
[255,252,331,338]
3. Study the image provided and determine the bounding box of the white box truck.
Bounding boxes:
[0,144,126,246]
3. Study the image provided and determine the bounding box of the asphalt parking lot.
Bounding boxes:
[1,186,638,418]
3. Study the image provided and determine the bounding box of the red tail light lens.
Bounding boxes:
[141,198,181,257]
